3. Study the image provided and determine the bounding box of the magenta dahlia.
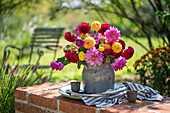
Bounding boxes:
[75,38,85,47]
[50,61,64,71]
[104,26,120,42]
[74,25,81,37]
[111,57,127,71]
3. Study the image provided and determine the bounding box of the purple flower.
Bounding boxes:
[74,25,81,37]
[90,32,102,40]
[111,57,127,71]
[50,61,64,71]
[75,38,85,47]
[85,47,103,67]
[104,26,120,42]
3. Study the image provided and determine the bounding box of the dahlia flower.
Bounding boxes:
[118,39,126,50]
[111,57,127,71]
[50,61,64,71]
[91,21,101,31]
[122,46,134,59]
[85,48,103,67]
[64,31,77,42]
[84,37,95,49]
[98,46,105,52]
[65,50,79,63]
[74,25,81,37]
[79,51,85,61]
[112,42,122,53]
[75,38,85,47]
[105,27,120,42]
[103,49,114,56]
[98,23,110,35]
[79,22,91,34]
[90,32,102,46]
[103,44,111,49]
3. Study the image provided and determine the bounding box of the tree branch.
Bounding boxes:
[126,35,149,51]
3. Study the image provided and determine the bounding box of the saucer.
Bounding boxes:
[58,83,121,100]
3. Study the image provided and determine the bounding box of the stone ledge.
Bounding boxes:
[14,81,170,113]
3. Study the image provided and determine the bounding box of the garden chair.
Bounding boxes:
[3,27,65,79]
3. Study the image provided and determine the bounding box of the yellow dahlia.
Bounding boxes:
[84,37,95,49]
[91,21,101,31]
[103,44,111,49]
[98,46,105,52]
[79,51,85,61]
[112,42,122,53]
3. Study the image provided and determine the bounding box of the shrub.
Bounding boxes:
[133,45,170,96]
[0,53,48,113]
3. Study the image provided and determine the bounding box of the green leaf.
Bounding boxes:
[79,47,87,52]
[56,56,65,63]
[77,61,85,69]
[106,57,110,63]
[63,60,70,65]
[107,55,115,59]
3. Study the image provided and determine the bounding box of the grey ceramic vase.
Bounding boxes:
[82,63,115,94]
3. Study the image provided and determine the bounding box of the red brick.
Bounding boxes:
[14,81,69,100]
[141,104,170,113]
[120,100,152,108]
[14,90,27,100]
[28,90,61,110]
[59,96,96,113]
[15,102,50,113]
[100,106,150,113]
[163,96,170,103]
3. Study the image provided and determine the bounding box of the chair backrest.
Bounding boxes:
[31,28,65,50]
[29,27,65,63]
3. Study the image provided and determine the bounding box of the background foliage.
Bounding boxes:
[0,0,169,103]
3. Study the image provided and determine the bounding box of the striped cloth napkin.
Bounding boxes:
[81,82,163,107]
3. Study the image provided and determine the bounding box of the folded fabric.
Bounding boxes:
[81,82,163,108]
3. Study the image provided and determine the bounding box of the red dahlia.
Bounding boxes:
[64,32,77,42]
[78,22,91,34]
[122,46,134,59]
[113,50,123,58]
[118,39,126,50]
[98,23,110,35]
[65,50,79,63]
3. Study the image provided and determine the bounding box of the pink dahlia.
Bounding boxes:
[111,57,127,71]
[50,61,64,71]
[85,48,103,67]
[104,27,120,42]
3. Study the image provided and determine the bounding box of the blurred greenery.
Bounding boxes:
[0,1,169,113]
[0,0,169,83]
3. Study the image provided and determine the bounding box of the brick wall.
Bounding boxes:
[14,81,170,113]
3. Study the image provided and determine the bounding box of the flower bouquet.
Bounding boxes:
[50,21,134,71]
